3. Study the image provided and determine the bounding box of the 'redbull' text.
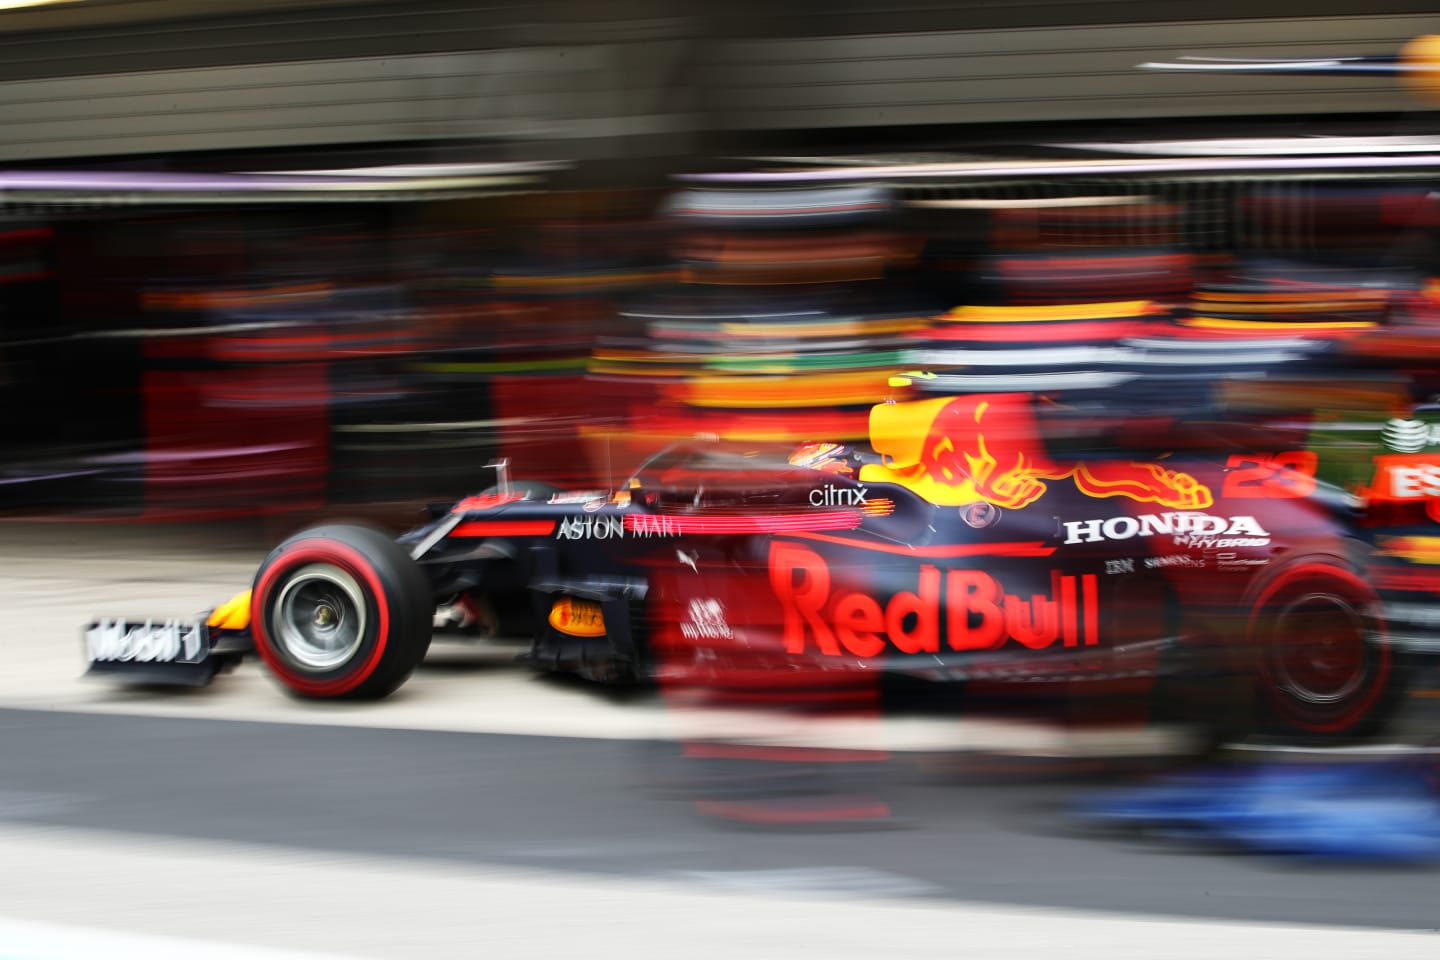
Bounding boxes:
[769,541,1098,656]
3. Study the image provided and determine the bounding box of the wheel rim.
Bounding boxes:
[1268,591,1371,706]
[271,563,368,671]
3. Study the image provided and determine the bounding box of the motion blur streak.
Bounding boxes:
[5,6,1440,958]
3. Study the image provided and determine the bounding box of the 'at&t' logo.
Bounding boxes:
[1382,418,1440,454]
[769,541,1098,656]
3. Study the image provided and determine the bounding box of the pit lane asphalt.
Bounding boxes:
[1,706,1438,933]
[1,520,1438,941]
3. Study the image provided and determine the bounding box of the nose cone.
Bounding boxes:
[206,589,254,630]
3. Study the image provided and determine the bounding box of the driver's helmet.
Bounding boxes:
[788,441,866,477]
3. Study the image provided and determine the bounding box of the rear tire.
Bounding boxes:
[1248,557,1401,739]
[251,524,433,699]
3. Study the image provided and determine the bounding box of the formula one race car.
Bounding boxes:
[84,385,1418,740]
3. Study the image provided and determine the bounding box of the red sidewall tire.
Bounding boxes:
[252,540,393,698]
[1249,561,1394,738]
[251,525,431,700]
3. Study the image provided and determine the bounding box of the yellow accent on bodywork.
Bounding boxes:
[549,597,606,638]
[207,589,253,630]
[1377,536,1440,565]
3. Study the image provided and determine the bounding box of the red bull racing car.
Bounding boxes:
[84,386,1424,740]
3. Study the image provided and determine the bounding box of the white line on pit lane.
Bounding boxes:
[0,917,359,960]
[3,824,1438,960]
[1227,742,1440,757]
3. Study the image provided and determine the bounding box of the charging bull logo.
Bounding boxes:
[770,541,1099,656]
[860,394,1212,510]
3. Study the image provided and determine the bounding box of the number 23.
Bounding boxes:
[1221,451,1318,499]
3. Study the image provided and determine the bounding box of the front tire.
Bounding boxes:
[251,524,433,699]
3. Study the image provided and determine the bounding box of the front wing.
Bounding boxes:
[84,590,255,685]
